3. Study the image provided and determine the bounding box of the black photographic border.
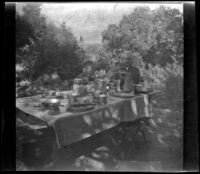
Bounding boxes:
[2,1,199,171]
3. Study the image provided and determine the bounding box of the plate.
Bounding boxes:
[111,92,135,98]
[67,103,95,112]
[135,89,153,94]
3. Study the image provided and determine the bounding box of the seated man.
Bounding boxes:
[120,51,144,91]
[77,61,95,84]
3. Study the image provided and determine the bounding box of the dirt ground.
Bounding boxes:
[49,107,183,171]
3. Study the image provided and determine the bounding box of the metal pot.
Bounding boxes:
[48,98,60,112]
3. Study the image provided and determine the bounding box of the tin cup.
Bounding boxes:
[48,98,60,114]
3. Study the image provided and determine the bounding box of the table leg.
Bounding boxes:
[147,95,157,128]
[55,126,119,169]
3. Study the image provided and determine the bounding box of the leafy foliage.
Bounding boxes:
[16,13,36,50]
[100,6,183,111]
[142,60,183,111]
[102,6,183,67]
[16,3,85,82]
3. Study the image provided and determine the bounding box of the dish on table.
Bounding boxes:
[110,91,135,98]
[38,98,60,108]
[135,88,153,94]
[67,103,96,112]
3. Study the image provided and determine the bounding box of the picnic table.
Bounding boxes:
[16,90,162,149]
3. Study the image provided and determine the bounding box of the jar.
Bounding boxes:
[96,79,107,91]
[73,78,83,95]
[48,99,60,112]
[67,93,75,104]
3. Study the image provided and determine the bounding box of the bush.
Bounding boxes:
[16,5,85,82]
[142,60,183,111]
[164,62,183,111]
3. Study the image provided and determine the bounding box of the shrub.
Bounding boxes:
[142,60,183,111]
[142,64,167,89]
[164,61,183,111]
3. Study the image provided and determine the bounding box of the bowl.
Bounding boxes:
[48,98,60,112]
[48,98,60,104]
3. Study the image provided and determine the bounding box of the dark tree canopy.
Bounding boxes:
[16,3,86,81]
[16,13,35,50]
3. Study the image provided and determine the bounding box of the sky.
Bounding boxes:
[16,2,183,44]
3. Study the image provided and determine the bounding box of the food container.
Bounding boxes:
[48,98,60,112]
[98,94,107,104]
[55,92,64,99]
[109,82,117,93]
[74,78,83,84]
[49,90,56,96]
[73,78,87,96]
[73,83,80,95]
[96,79,107,91]
[49,98,60,105]
[40,98,49,107]
[42,101,49,108]
[109,82,116,88]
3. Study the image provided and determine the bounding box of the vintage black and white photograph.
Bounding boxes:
[15,2,185,171]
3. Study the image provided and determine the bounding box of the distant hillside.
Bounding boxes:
[79,42,102,61]
[61,8,127,44]
[16,3,183,44]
